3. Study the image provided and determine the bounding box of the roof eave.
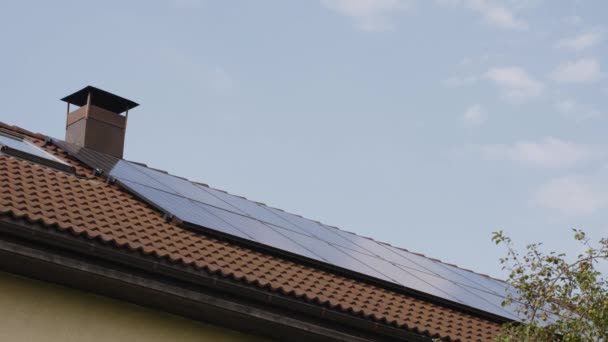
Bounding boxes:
[0,215,433,342]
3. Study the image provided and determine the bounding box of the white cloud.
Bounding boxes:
[438,0,527,30]
[208,67,233,91]
[533,177,606,216]
[484,66,543,102]
[463,104,486,126]
[468,0,527,30]
[557,31,603,51]
[565,15,583,26]
[442,75,478,87]
[476,137,598,168]
[321,0,410,31]
[555,99,601,121]
[550,57,601,83]
[555,99,577,113]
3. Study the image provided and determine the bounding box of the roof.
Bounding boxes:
[0,121,503,341]
[61,86,139,113]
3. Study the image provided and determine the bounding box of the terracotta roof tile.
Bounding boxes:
[0,122,503,341]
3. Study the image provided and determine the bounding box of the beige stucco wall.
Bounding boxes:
[0,271,269,342]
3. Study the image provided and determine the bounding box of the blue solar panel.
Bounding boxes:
[276,229,395,282]
[266,207,376,255]
[334,246,464,301]
[380,244,491,289]
[458,284,520,320]
[129,162,245,213]
[435,260,510,295]
[197,203,324,260]
[0,133,68,164]
[384,243,514,297]
[54,139,519,321]
[111,161,174,190]
[119,179,250,240]
[201,186,302,229]
[403,267,517,319]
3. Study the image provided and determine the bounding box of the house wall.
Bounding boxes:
[0,271,270,342]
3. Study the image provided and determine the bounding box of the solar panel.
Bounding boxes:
[202,186,300,229]
[265,207,376,255]
[54,139,521,321]
[334,244,518,319]
[435,259,511,295]
[276,229,395,282]
[110,161,175,190]
[0,133,68,165]
[405,267,518,319]
[130,162,245,213]
[381,244,496,291]
[119,179,251,239]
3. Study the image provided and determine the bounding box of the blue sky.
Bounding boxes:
[1,0,607,278]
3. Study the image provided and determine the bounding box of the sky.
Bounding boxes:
[1,0,607,279]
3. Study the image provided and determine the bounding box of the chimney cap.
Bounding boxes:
[61,86,139,114]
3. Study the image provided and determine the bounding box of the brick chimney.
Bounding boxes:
[61,86,138,159]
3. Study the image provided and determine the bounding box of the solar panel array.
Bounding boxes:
[55,140,521,320]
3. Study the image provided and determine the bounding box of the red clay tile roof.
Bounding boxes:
[0,122,503,341]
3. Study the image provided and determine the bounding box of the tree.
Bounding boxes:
[492,229,608,341]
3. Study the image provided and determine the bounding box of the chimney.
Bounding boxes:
[61,86,138,159]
